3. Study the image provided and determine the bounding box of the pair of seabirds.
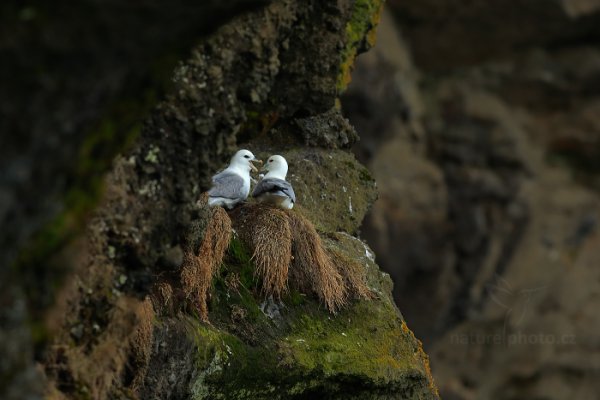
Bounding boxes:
[207,149,296,210]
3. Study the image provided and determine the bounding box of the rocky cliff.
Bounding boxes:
[1,1,439,399]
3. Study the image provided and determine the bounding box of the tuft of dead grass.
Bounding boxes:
[181,206,232,321]
[45,297,155,399]
[196,191,209,207]
[129,297,155,392]
[231,204,292,299]
[287,212,347,312]
[151,281,174,313]
[327,248,373,300]
[230,204,371,313]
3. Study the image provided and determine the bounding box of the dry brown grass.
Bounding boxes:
[231,204,292,299]
[181,206,232,321]
[287,212,347,312]
[46,297,155,399]
[129,297,155,392]
[229,204,371,313]
[327,248,373,300]
[151,281,174,313]
[197,191,209,207]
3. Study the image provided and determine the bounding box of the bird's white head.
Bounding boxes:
[230,149,262,173]
[262,155,288,180]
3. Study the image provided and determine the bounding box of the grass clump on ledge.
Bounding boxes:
[327,246,373,301]
[170,202,373,321]
[287,211,347,312]
[230,203,372,313]
[232,205,292,299]
[180,206,232,321]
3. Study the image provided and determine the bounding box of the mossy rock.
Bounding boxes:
[142,233,438,399]
[338,0,385,92]
[248,147,377,235]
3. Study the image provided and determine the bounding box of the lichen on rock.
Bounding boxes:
[294,108,360,149]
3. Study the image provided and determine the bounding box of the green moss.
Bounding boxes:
[185,295,434,399]
[178,227,436,399]
[286,289,306,307]
[219,280,263,324]
[358,165,373,182]
[228,237,252,266]
[185,319,285,399]
[210,237,267,327]
[337,0,384,92]
[283,301,418,379]
[226,237,256,290]
[280,148,376,234]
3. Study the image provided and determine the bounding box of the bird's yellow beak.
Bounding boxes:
[250,158,262,172]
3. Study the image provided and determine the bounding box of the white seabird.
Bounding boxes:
[252,155,296,209]
[208,149,262,209]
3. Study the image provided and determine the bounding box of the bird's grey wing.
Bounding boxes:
[288,183,296,203]
[208,172,245,199]
[252,178,295,202]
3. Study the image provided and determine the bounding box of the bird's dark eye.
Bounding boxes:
[244,155,250,159]
[269,160,273,163]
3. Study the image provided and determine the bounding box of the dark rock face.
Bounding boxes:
[295,108,359,149]
[0,0,271,280]
[1,3,270,398]
[1,0,439,399]
[388,0,600,69]
[343,4,600,400]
